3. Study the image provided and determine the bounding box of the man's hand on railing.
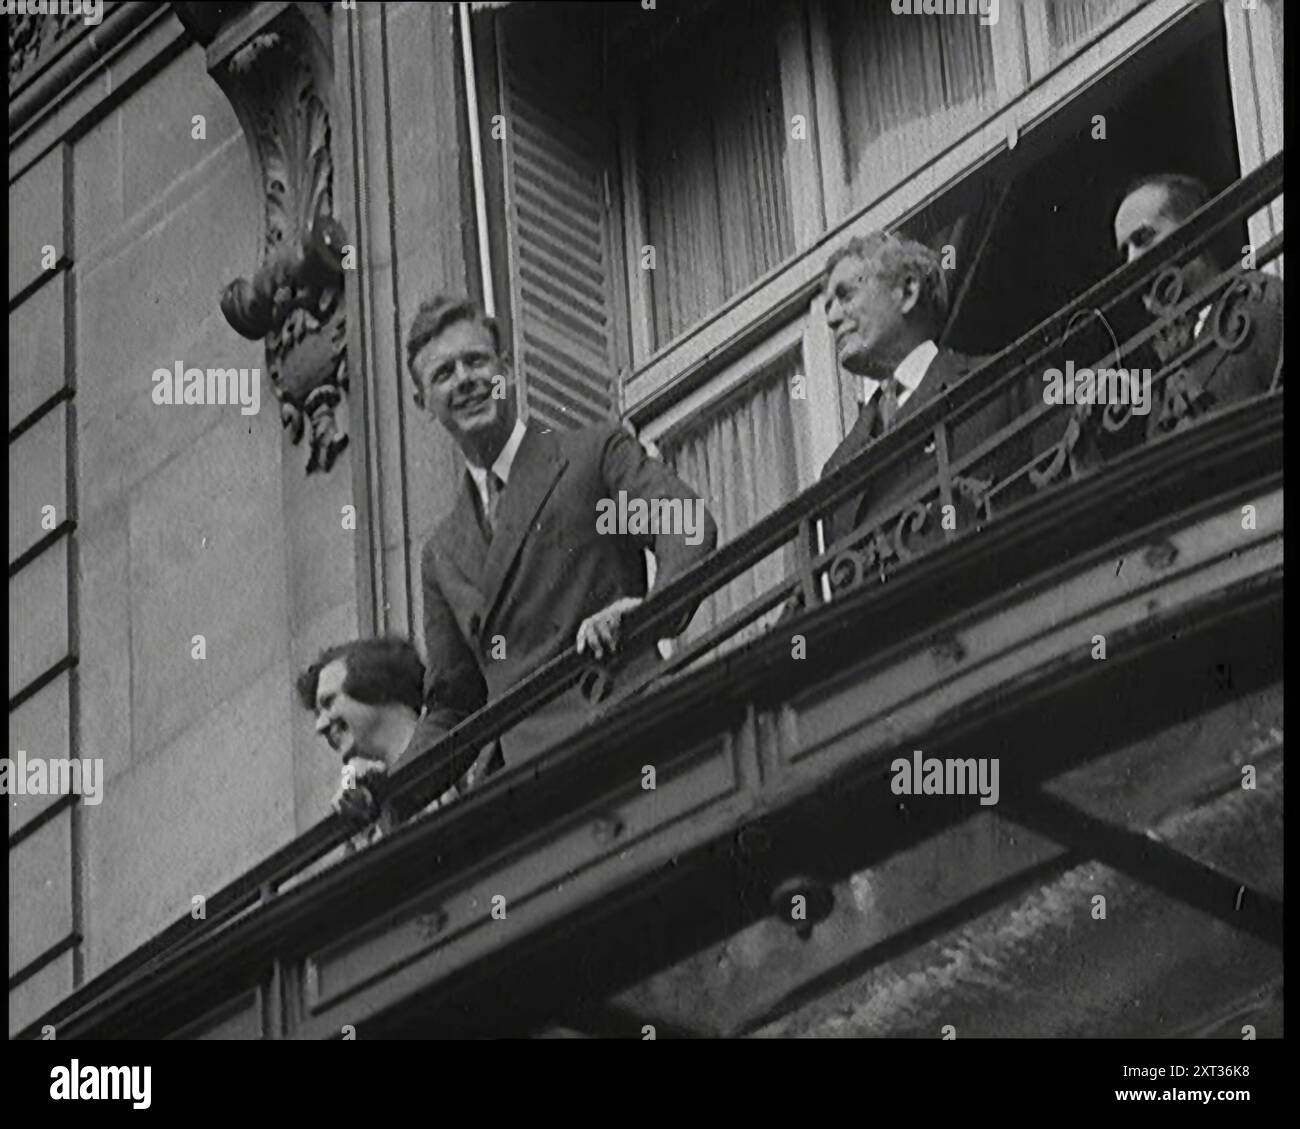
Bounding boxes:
[575,596,644,660]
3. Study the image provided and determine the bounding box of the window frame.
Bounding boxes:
[621,0,1204,433]
[638,314,821,485]
[811,0,1029,230]
[613,0,817,380]
[481,0,1260,469]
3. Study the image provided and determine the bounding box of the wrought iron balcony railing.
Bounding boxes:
[21,150,1283,1039]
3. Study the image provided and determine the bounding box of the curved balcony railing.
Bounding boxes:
[21,150,1283,1038]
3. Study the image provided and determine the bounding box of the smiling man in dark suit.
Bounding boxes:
[819,231,1010,554]
[399,294,717,795]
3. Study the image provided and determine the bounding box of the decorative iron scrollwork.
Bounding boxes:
[1029,416,1081,491]
[860,527,890,574]
[951,474,993,522]
[1211,276,1262,354]
[1100,395,1133,434]
[829,499,939,593]
[891,502,929,563]
[1144,265,1198,364]
[828,550,865,593]
[1144,263,1186,318]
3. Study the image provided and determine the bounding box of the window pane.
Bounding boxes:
[639,3,793,348]
[831,0,997,214]
[1045,0,1136,59]
[660,351,807,651]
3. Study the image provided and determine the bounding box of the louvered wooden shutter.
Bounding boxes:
[495,12,621,431]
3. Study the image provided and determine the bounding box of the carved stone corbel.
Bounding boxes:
[8,7,87,94]
[173,1,349,474]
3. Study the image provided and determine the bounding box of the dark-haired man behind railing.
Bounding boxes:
[296,637,496,848]
[399,294,717,798]
[818,231,1013,562]
[1112,172,1283,440]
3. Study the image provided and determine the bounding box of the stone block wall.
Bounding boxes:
[9,7,361,1033]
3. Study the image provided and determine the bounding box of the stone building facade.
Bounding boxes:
[8,0,1284,1037]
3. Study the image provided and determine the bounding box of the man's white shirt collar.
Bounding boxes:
[861,339,939,407]
[467,418,527,514]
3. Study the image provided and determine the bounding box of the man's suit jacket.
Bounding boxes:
[1146,269,1283,439]
[820,348,1009,551]
[401,422,717,794]
[1051,269,1284,470]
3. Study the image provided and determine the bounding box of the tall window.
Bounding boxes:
[634,1,794,349]
[656,348,811,648]
[829,0,998,216]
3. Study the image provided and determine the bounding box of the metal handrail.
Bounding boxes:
[28,151,1283,1033]
[388,150,1285,806]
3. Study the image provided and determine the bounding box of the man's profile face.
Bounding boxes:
[824,253,907,374]
[314,658,386,767]
[1114,183,1212,313]
[411,318,516,450]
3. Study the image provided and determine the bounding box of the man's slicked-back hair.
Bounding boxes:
[824,231,949,336]
[405,294,504,408]
[1120,172,1232,269]
[1122,172,1211,225]
[296,637,425,715]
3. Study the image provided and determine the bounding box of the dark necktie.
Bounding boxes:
[484,471,504,538]
[878,376,903,434]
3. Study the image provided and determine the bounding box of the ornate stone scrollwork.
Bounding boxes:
[176,2,349,474]
[7,7,86,93]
